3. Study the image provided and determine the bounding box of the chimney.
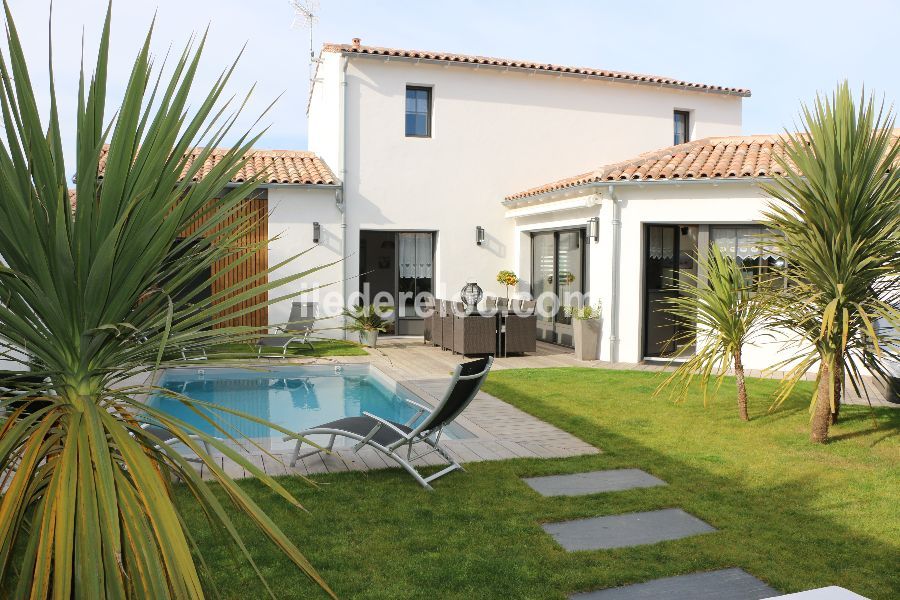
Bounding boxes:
[352,38,361,49]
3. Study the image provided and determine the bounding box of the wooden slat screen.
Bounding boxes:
[180,196,269,330]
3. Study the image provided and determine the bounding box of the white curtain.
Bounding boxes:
[712,226,783,260]
[415,233,433,278]
[648,227,675,260]
[399,233,433,279]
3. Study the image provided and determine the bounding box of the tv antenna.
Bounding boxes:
[289,0,320,85]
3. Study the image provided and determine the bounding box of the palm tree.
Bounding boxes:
[761,82,900,443]
[656,244,769,421]
[0,3,335,597]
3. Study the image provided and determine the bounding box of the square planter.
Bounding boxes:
[572,319,600,361]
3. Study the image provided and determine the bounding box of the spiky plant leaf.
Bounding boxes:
[760,81,900,441]
[655,244,770,418]
[0,2,336,596]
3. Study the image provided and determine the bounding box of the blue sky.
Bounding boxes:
[8,0,899,170]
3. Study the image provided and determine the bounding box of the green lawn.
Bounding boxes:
[206,339,369,359]
[181,368,899,599]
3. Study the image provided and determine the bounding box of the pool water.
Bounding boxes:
[148,365,471,450]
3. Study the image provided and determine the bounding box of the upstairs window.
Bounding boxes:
[405,86,432,137]
[674,110,690,145]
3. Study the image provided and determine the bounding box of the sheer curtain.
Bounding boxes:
[398,233,433,279]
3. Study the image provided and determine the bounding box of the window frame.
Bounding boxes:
[674,110,691,145]
[405,85,433,138]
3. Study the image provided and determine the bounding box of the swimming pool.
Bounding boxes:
[147,364,472,451]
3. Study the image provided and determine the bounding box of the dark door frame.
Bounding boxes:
[359,229,436,336]
[642,224,681,359]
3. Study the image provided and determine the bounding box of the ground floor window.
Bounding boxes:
[710,225,786,289]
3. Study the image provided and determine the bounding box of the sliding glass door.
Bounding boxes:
[531,229,586,346]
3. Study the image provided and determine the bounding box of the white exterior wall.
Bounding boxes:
[307,52,343,177]
[309,52,743,301]
[507,181,809,371]
[267,186,345,338]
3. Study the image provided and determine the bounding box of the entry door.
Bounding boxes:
[643,225,698,358]
[531,229,585,346]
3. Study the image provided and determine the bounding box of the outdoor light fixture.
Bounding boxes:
[475,225,485,246]
[313,222,321,244]
[588,217,600,242]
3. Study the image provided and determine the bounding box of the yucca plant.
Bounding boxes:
[655,244,769,421]
[761,81,900,443]
[0,2,336,597]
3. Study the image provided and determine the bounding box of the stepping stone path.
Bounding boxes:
[524,468,666,497]
[568,568,780,600]
[524,469,779,597]
[542,508,716,551]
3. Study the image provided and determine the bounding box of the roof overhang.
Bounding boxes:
[502,177,774,214]
[329,48,751,98]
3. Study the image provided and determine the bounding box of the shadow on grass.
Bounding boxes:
[177,368,898,599]
[480,368,899,598]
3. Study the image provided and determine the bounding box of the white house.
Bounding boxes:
[296,38,749,337]
[165,39,806,371]
[502,135,794,366]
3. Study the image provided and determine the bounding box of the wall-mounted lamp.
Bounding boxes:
[588,217,600,242]
[475,225,485,246]
[313,222,321,244]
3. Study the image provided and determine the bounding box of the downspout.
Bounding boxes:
[608,184,621,363]
[338,55,348,340]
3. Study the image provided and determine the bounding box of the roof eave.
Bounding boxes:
[329,48,751,98]
[502,176,776,207]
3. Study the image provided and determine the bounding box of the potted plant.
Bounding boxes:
[342,304,393,348]
[564,301,602,361]
[496,270,520,299]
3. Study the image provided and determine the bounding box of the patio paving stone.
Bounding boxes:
[569,568,779,599]
[542,508,716,551]
[523,468,666,497]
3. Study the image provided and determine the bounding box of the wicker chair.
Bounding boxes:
[452,311,498,357]
[432,300,445,347]
[422,297,436,344]
[441,301,459,351]
[504,308,537,355]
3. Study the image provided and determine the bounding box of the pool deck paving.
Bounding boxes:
[193,340,600,481]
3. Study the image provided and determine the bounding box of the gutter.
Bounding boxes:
[224,182,341,190]
[608,184,621,364]
[339,55,349,340]
[502,176,776,209]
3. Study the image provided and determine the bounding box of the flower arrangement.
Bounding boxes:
[563,301,602,320]
[496,270,519,298]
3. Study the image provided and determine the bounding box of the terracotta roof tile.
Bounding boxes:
[98,146,337,186]
[323,41,750,97]
[505,135,796,201]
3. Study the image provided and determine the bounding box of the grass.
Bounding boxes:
[205,339,369,359]
[180,368,899,599]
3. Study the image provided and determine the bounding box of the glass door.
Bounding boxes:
[643,225,698,358]
[531,229,586,346]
